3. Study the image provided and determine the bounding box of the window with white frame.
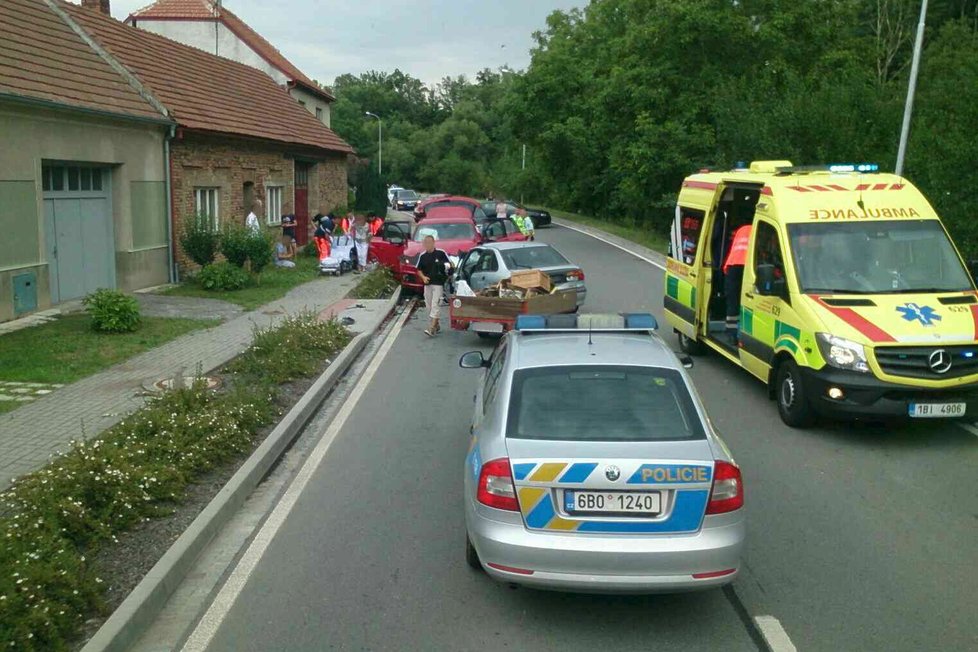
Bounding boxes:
[194,187,220,227]
[266,186,283,225]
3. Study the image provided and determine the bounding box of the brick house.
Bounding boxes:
[67,0,353,258]
[124,0,335,128]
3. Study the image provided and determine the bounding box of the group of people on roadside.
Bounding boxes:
[494,200,536,240]
[243,199,383,273]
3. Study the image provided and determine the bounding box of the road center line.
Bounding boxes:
[754,616,797,652]
[181,305,413,652]
[555,220,667,270]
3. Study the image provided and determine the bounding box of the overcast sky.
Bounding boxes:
[87,0,584,87]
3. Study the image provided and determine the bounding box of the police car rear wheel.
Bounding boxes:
[776,360,815,428]
[465,535,482,571]
[678,332,704,356]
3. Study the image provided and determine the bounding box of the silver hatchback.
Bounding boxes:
[459,313,745,592]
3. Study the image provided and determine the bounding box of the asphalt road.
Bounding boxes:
[190,224,978,651]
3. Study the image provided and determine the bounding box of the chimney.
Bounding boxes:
[81,0,111,16]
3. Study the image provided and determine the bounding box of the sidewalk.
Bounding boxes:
[0,274,360,490]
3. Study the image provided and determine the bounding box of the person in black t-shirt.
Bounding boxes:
[416,235,453,337]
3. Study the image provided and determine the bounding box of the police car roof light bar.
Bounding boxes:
[514,313,659,333]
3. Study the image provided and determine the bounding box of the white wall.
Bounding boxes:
[289,86,331,127]
[132,20,287,84]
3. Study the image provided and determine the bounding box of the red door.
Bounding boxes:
[370,222,410,273]
[294,162,310,246]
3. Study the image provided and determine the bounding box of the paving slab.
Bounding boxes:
[0,274,360,489]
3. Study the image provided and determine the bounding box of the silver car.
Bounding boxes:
[454,242,587,307]
[459,313,745,593]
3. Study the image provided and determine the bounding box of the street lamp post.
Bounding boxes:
[364,111,382,176]
[895,0,929,177]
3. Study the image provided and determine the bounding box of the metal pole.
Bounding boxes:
[521,144,526,205]
[895,0,928,177]
[378,119,383,176]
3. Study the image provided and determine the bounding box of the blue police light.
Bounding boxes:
[514,315,547,330]
[623,313,659,330]
[963,351,975,359]
[829,163,880,173]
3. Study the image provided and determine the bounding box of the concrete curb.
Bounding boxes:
[551,216,668,269]
[81,287,402,652]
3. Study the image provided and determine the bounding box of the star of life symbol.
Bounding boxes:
[896,303,942,327]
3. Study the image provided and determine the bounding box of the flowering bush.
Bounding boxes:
[0,311,350,649]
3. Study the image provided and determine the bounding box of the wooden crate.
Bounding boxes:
[506,269,552,292]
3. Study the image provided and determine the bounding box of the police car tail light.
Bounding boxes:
[705,461,743,515]
[477,458,520,511]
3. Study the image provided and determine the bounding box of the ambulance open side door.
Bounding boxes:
[666,204,710,340]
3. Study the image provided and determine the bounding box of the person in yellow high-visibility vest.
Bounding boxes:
[512,206,535,240]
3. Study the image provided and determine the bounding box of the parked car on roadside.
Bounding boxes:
[454,242,586,307]
[387,185,404,203]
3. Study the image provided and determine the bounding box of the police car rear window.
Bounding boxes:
[506,366,705,442]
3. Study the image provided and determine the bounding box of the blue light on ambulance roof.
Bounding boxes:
[829,163,880,173]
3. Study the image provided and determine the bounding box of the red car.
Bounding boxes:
[413,195,487,223]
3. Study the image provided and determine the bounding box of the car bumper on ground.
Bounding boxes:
[799,366,978,419]
[467,505,744,593]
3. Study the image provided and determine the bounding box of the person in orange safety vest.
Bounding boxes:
[367,212,384,236]
[722,224,752,342]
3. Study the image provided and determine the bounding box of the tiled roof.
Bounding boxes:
[0,0,165,121]
[64,2,352,153]
[129,0,335,101]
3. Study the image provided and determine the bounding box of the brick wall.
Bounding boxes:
[170,133,348,270]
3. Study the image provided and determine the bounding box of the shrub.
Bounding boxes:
[228,313,352,386]
[180,213,220,266]
[349,267,397,299]
[220,224,252,268]
[82,289,141,333]
[198,262,250,292]
[244,231,274,274]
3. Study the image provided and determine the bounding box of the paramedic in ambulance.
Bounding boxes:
[723,224,752,343]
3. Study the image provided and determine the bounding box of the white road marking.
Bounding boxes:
[180,306,413,652]
[754,615,797,652]
[955,422,978,438]
[555,220,667,271]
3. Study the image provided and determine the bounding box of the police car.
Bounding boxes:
[459,313,745,592]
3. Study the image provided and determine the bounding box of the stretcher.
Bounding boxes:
[319,235,356,275]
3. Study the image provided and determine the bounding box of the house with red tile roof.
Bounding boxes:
[125,0,335,128]
[0,0,352,322]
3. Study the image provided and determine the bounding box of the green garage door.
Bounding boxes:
[42,165,114,304]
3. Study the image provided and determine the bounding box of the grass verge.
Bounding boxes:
[0,313,350,651]
[163,256,321,310]
[348,267,397,300]
[0,314,217,386]
[543,207,669,254]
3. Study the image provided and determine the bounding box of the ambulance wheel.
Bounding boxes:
[678,332,704,356]
[776,360,815,428]
[465,535,482,571]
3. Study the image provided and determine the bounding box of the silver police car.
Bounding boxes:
[459,313,745,592]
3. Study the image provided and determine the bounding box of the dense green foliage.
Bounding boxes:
[198,262,250,292]
[328,0,978,250]
[349,267,398,299]
[0,313,350,650]
[179,213,220,267]
[82,289,141,333]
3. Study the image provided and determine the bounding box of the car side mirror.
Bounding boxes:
[459,351,489,369]
[678,354,694,369]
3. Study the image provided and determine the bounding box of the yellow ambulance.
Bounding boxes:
[664,161,978,427]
